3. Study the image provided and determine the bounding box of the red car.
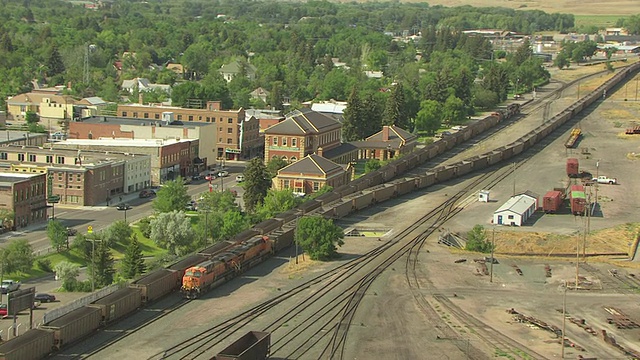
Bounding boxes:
[0,304,7,316]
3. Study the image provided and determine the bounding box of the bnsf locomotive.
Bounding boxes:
[181,236,273,299]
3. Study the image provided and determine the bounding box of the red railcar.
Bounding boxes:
[566,158,579,178]
[543,191,563,213]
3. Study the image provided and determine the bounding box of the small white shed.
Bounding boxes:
[493,194,538,226]
[478,190,490,203]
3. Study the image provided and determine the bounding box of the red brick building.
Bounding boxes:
[0,172,47,229]
[273,154,351,195]
[264,109,341,163]
[116,101,261,161]
[352,125,417,161]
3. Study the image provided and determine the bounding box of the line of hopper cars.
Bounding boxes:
[2,62,638,360]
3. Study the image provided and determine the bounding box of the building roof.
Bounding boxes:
[0,145,149,170]
[78,97,109,106]
[78,116,215,128]
[265,108,340,135]
[352,125,417,149]
[245,109,283,120]
[494,194,537,215]
[0,172,43,184]
[53,138,195,148]
[6,92,75,106]
[278,154,343,176]
[250,87,270,97]
[219,60,257,75]
[310,101,347,114]
[0,131,48,145]
[323,142,359,160]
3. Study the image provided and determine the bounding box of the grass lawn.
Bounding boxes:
[575,14,625,29]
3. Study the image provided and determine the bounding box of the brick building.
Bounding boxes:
[351,125,417,161]
[1,146,150,206]
[264,109,341,163]
[115,102,261,161]
[0,172,47,229]
[51,138,197,185]
[0,131,48,147]
[69,116,214,170]
[272,154,351,195]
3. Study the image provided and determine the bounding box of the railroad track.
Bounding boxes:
[579,263,640,293]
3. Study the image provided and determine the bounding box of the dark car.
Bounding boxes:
[34,293,56,303]
[66,227,77,236]
[139,189,156,198]
[191,174,203,181]
[116,203,132,211]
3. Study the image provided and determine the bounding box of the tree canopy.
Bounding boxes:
[243,158,272,213]
[150,210,195,256]
[153,177,191,213]
[465,225,494,253]
[295,216,345,261]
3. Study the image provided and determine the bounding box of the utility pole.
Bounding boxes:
[561,281,567,359]
[512,162,516,197]
[490,227,495,283]
[575,233,580,291]
[295,215,300,265]
[90,239,103,292]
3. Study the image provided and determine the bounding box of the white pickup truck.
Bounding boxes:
[592,176,617,185]
[0,280,20,294]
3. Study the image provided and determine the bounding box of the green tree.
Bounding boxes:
[295,216,344,261]
[472,86,500,110]
[220,210,249,240]
[465,225,493,253]
[510,38,533,67]
[150,210,195,255]
[54,261,80,292]
[138,217,152,238]
[266,157,289,178]
[121,234,146,279]
[153,177,191,213]
[257,189,300,221]
[382,82,409,129]
[364,159,381,173]
[0,209,14,230]
[103,220,132,247]
[92,242,115,287]
[1,239,34,273]
[197,191,239,214]
[415,100,442,135]
[243,158,272,213]
[342,86,364,141]
[46,44,65,77]
[483,63,510,101]
[25,111,39,125]
[442,95,466,125]
[47,220,68,251]
[554,52,570,70]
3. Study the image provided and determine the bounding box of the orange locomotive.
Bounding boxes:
[181,236,272,299]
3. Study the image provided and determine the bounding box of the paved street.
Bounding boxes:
[0,162,247,254]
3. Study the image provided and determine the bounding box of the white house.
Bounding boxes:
[121,78,172,94]
[493,193,538,226]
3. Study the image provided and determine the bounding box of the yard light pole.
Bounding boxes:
[117,204,132,223]
[490,227,495,283]
[561,280,567,359]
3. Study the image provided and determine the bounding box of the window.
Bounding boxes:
[122,111,127,117]
[46,155,53,163]
[188,115,193,121]
[219,138,222,142]
[292,138,297,147]
[177,115,183,120]
[313,182,320,191]
[0,152,6,160]
[273,137,278,146]
[283,180,290,189]
[154,113,160,119]
[133,112,138,118]
[198,116,202,121]
[57,156,64,164]
[206,117,211,122]
[290,156,297,162]
[282,138,287,146]
[58,173,62,180]
[227,138,232,144]
[227,128,233,134]
[228,118,233,123]
[508,215,514,219]
[144,113,149,119]
[18,154,24,161]
[29,154,36,162]
[68,174,73,182]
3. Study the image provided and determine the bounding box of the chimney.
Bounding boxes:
[138,93,144,105]
[382,126,390,141]
[207,101,221,111]
[316,147,323,157]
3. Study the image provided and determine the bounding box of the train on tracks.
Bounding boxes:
[2,62,638,360]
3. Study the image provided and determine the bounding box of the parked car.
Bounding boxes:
[139,189,156,198]
[66,227,78,236]
[0,280,20,294]
[116,203,132,211]
[34,293,56,303]
[0,304,7,316]
[217,170,229,177]
[235,175,245,182]
[185,200,198,211]
[191,174,204,181]
[204,172,217,181]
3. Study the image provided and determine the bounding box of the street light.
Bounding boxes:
[47,195,60,221]
[116,203,132,222]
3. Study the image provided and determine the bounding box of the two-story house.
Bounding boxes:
[219,60,257,83]
[264,109,342,163]
[6,92,75,123]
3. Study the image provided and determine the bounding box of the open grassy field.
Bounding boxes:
[391,0,638,16]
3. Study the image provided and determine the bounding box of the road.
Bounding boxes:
[0,162,247,255]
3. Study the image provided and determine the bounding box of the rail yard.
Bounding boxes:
[11,61,636,359]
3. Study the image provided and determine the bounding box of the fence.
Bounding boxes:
[41,282,125,324]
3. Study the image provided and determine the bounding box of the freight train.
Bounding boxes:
[2,62,638,360]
